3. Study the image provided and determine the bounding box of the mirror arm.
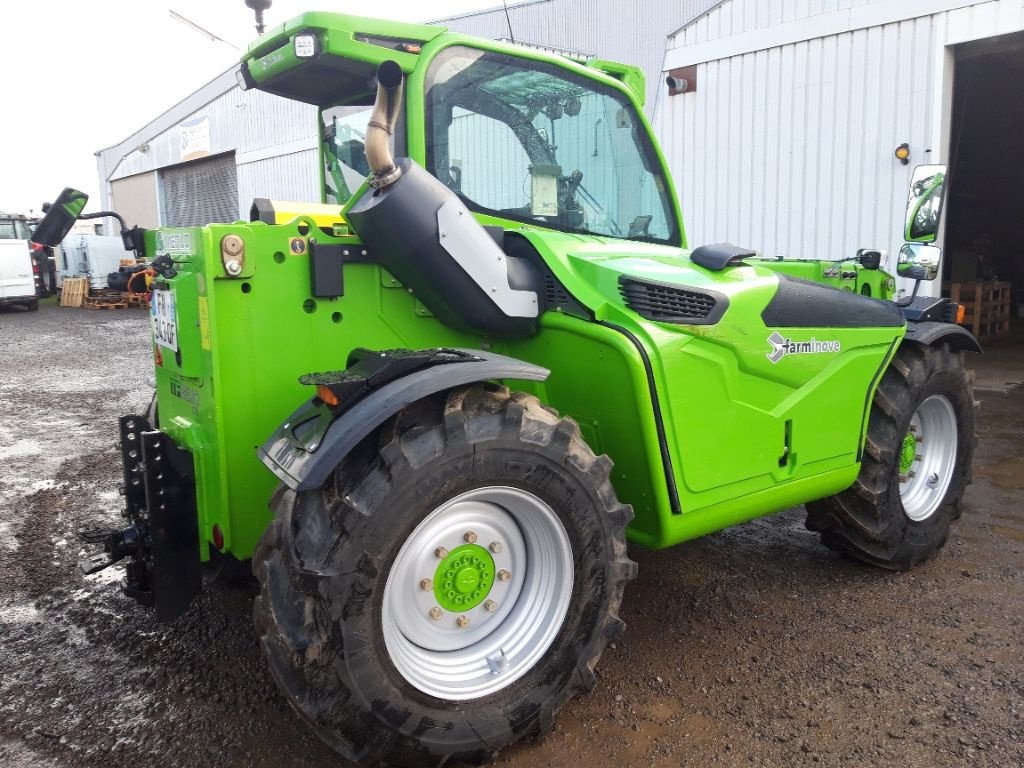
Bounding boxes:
[896,278,923,307]
[79,209,127,230]
[78,210,143,254]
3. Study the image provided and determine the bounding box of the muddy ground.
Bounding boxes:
[1,299,1022,768]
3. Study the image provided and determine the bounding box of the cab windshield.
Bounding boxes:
[425,46,679,245]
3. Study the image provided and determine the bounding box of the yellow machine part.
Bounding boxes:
[250,198,347,230]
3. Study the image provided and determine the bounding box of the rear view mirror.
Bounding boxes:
[897,243,942,282]
[904,165,946,243]
[32,188,89,247]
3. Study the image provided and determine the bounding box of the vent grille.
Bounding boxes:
[619,276,723,324]
[543,273,573,308]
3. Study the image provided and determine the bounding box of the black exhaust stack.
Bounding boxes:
[346,62,541,338]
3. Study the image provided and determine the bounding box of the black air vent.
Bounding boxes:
[543,272,573,307]
[619,276,728,325]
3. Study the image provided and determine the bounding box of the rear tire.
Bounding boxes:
[253,385,635,767]
[806,343,975,569]
[25,299,39,311]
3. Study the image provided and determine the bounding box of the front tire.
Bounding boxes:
[253,385,635,767]
[806,342,975,569]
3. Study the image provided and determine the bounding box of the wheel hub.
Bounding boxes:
[381,486,573,701]
[899,394,958,522]
[899,432,918,474]
[434,544,495,611]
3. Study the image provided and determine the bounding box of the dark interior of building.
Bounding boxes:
[945,31,1024,344]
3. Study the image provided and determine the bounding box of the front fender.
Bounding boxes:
[903,321,983,354]
[258,348,549,491]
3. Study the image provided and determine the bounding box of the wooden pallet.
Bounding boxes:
[946,281,1012,340]
[125,292,151,309]
[83,297,128,310]
[60,277,89,307]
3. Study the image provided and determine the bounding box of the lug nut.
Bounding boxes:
[497,569,511,582]
[484,599,497,612]
[489,541,503,554]
[419,578,433,591]
[434,546,449,559]
[463,531,478,544]
[429,607,443,621]
[456,615,470,629]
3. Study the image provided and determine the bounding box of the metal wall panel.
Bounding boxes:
[657,0,1024,290]
[237,149,321,220]
[110,171,159,229]
[440,0,723,113]
[111,88,317,182]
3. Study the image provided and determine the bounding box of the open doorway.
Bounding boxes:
[944,32,1024,344]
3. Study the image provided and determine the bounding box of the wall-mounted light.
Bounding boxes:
[666,66,697,96]
[666,75,689,93]
[895,143,911,165]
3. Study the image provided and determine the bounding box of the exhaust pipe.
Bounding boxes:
[346,59,540,338]
[365,60,405,188]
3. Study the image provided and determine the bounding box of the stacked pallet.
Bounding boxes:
[125,293,151,309]
[59,280,150,310]
[947,281,1012,340]
[84,295,128,310]
[60,278,89,307]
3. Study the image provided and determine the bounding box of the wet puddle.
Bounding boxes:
[974,457,1024,490]
[990,525,1024,544]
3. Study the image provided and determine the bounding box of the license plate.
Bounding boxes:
[151,289,178,352]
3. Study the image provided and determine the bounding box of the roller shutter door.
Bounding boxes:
[159,153,238,227]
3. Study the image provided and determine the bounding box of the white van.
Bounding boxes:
[0,215,39,311]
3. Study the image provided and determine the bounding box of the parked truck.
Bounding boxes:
[33,11,979,767]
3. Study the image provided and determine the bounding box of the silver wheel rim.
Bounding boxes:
[382,486,573,701]
[899,394,958,522]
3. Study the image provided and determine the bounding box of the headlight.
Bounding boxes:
[294,33,318,58]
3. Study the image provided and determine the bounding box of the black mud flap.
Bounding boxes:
[82,416,202,621]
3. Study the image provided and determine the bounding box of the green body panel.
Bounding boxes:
[147,221,903,557]
[750,257,897,300]
[144,12,908,562]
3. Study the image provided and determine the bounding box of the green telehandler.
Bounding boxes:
[32,10,979,767]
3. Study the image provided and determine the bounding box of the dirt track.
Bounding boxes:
[1,300,1022,768]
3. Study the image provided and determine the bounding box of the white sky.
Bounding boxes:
[0,0,502,216]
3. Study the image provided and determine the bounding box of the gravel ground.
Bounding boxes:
[1,299,1022,768]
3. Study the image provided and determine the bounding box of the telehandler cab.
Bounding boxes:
[33,11,978,767]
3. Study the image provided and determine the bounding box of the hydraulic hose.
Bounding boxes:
[365,60,405,188]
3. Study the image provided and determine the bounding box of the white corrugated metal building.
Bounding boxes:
[656,0,1024,297]
[95,74,319,229]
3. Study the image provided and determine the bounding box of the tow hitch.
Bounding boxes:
[78,525,140,575]
[78,415,202,621]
